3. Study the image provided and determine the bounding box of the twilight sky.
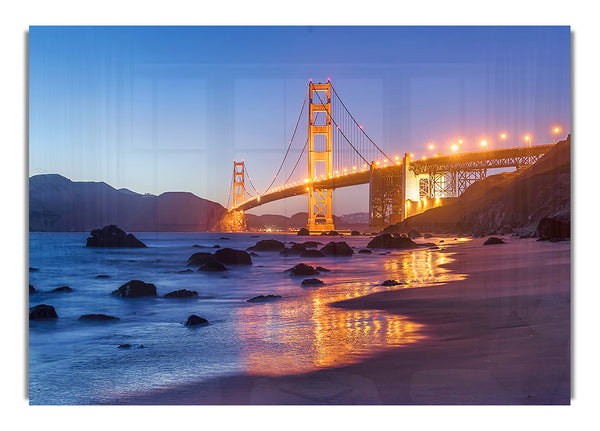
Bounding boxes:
[29,26,571,215]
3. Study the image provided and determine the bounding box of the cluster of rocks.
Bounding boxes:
[86,225,147,248]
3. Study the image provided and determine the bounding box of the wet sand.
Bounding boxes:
[111,237,570,405]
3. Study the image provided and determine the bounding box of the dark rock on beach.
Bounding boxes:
[86,224,147,248]
[247,239,286,252]
[164,289,199,298]
[367,234,419,249]
[214,248,252,265]
[286,263,320,276]
[483,237,505,245]
[52,286,73,293]
[246,295,283,303]
[112,280,157,298]
[29,267,39,272]
[536,217,570,241]
[96,274,110,278]
[78,314,120,321]
[407,229,422,239]
[184,315,209,326]
[297,228,310,236]
[29,304,58,320]
[316,266,330,272]
[29,284,36,294]
[320,241,354,256]
[358,249,372,254]
[381,279,402,286]
[301,278,324,286]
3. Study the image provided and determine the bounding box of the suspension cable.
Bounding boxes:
[330,81,394,163]
[310,85,371,167]
[261,86,309,195]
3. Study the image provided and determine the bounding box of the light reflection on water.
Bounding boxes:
[236,247,463,376]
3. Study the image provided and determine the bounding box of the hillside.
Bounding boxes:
[384,135,571,237]
[29,174,226,232]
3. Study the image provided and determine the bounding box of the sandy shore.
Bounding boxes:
[110,237,570,405]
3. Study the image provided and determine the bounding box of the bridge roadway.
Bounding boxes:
[234,143,556,213]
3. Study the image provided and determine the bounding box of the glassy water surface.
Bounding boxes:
[28,232,466,404]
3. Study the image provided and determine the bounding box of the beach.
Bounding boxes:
[110,237,570,405]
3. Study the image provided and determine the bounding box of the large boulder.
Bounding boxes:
[164,289,199,298]
[367,234,419,249]
[187,252,216,267]
[300,249,325,258]
[286,263,320,276]
[536,217,570,241]
[213,248,252,265]
[184,315,209,326]
[247,239,286,252]
[297,228,310,236]
[86,225,147,248]
[301,278,324,287]
[112,280,157,298]
[198,261,228,272]
[320,241,354,256]
[29,304,58,320]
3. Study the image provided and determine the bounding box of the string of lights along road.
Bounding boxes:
[229,79,563,210]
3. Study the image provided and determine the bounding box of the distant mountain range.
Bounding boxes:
[29,174,226,232]
[29,174,370,232]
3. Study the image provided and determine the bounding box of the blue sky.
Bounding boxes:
[29,26,571,215]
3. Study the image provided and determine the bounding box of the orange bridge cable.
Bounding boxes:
[311,85,371,167]
[242,165,262,197]
[283,136,309,186]
[330,81,394,164]
[262,86,310,195]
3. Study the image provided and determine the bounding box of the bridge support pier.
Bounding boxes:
[369,153,420,231]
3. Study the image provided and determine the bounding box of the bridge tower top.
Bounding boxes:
[232,160,245,209]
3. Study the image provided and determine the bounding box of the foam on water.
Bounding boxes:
[28,232,464,404]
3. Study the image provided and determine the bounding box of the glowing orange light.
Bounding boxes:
[480,140,487,147]
[429,144,434,150]
[451,144,458,152]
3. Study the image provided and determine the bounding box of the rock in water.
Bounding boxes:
[164,289,199,298]
[112,280,157,298]
[367,234,419,249]
[29,284,36,294]
[301,278,324,286]
[247,239,286,252]
[381,279,401,286]
[187,252,216,267]
[246,295,283,303]
[51,286,73,293]
[29,304,58,320]
[358,249,372,254]
[320,241,354,256]
[300,249,325,258]
[213,248,252,265]
[78,314,120,321]
[483,237,505,245]
[197,261,228,272]
[535,217,570,241]
[286,263,319,276]
[86,225,147,248]
[184,315,209,326]
[297,228,310,236]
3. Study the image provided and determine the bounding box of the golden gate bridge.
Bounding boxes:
[224,79,556,232]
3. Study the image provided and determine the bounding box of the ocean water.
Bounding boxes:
[28,232,466,405]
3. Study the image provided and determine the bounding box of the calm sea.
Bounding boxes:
[28,231,464,404]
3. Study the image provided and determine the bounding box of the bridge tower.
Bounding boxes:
[307,81,335,232]
[232,160,245,208]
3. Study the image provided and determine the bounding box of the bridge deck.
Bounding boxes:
[234,144,556,213]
